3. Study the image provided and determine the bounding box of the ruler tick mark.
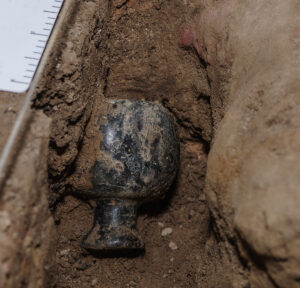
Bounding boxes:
[10,79,30,85]
[24,56,39,60]
[43,10,57,14]
[30,31,49,37]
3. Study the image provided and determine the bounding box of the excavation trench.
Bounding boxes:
[1,0,299,287]
[33,1,220,287]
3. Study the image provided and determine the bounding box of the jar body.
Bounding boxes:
[90,99,180,201]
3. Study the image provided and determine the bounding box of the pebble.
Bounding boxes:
[161,227,173,236]
[91,279,98,286]
[59,249,70,257]
[188,210,195,219]
[128,280,137,288]
[4,107,16,114]
[199,193,206,201]
[158,222,164,227]
[169,241,178,250]
[76,262,91,271]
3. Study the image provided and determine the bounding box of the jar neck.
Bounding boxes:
[94,199,137,229]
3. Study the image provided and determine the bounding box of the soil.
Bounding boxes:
[53,142,209,288]
[0,92,25,153]
[33,0,219,287]
[2,0,298,287]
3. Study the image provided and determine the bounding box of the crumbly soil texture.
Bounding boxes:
[1,0,299,287]
[32,0,230,287]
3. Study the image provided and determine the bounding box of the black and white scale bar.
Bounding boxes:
[0,0,64,93]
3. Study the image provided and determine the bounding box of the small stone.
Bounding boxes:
[170,257,174,262]
[128,281,137,288]
[4,107,16,114]
[76,262,91,271]
[169,241,178,250]
[59,249,70,257]
[188,210,195,219]
[161,227,173,236]
[65,95,74,104]
[91,279,98,286]
[158,222,164,227]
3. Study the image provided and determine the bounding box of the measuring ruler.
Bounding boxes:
[0,0,68,189]
[0,0,64,93]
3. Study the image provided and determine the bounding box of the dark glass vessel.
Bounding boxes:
[82,100,180,251]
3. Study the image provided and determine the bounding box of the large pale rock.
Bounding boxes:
[194,0,300,287]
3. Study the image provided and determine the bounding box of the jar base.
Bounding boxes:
[81,199,144,251]
[81,225,144,251]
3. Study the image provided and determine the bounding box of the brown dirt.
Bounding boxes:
[0,111,55,288]
[1,0,298,287]
[33,0,222,287]
[1,2,217,286]
[0,92,25,153]
[53,141,210,288]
